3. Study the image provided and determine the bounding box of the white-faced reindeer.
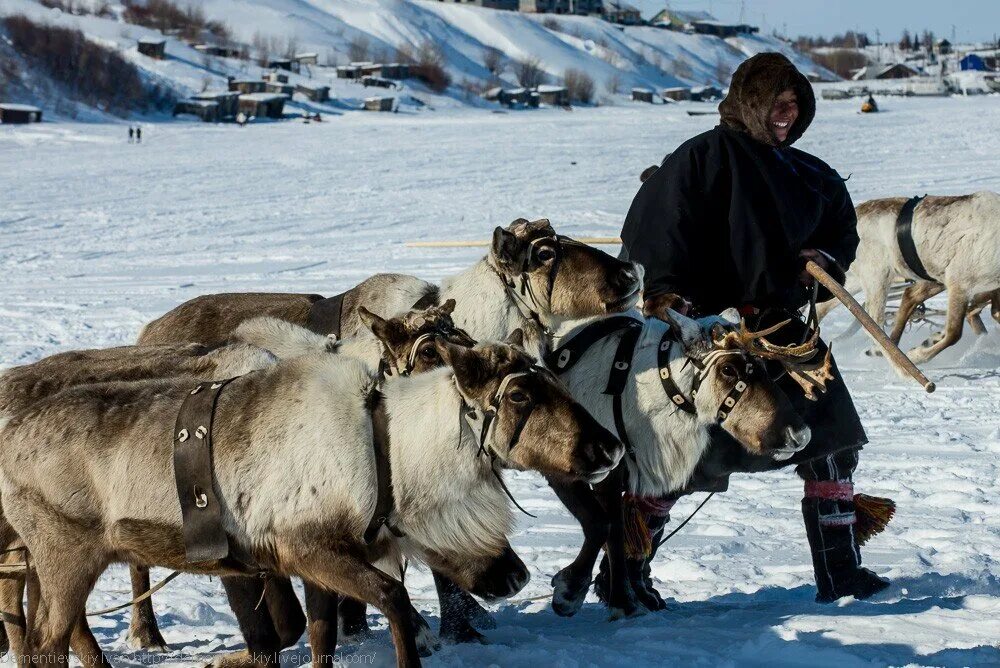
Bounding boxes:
[819,192,1000,363]
[0,338,623,668]
[126,217,644,652]
[540,307,816,614]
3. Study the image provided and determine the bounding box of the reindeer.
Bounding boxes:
[819,192,1000,363]
[0,303,476,665]
[0,338,623,668]
[125,217,644,651]
[540,307,815,614]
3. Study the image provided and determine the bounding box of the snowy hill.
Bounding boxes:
[0,0,834,120]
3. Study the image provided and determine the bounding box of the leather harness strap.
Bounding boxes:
[895,195,936,282]
[657,333,696,414]
[543,316,642,373]
[306,290,349,338]
[363,389,403,544]
[172,378,239,563]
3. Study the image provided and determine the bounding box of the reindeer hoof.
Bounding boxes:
[634,584,667,612]
[338,616,373,646]
[607,597,645,621]
[550,568,589,617]
[413,610,440,657]
[126,624,169,652]
[440,622,488,645]
[466,601,496,630]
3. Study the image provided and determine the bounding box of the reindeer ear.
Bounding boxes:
[528,218,555,236]
[436,339,488,393]
[505,328,525,348]
[491,226,522,270]
[662,308,704,351]
[440,298,456,315]
[359,306,386,338]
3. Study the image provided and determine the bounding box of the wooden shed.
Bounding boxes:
[194,44,240,58]
[358,63,383,77]
[662,86,691,101]
[265,82,295,97]
[336,65,363,79]
[267,58,299,73]
[173,99,220,122]
[362,76,396,89]
[0,103,43,124]
[536,85,569,107]
[631,87,655,103]
[137,37,166,59]
[295,83,330,102]
[263,71,290,84]
[363,97,396,112]
[381,63,410,80]
[294,52,319,65]
[689,85,722,101]
[192,91,240,118]
[238,93,288,119]
[229,79,266,94]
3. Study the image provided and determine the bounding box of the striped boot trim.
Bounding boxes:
[805,480,854,501]
[818,511,857,527]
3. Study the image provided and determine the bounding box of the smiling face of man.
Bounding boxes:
[769,89,799,144]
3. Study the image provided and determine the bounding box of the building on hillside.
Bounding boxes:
[238,93,287,119]
[268,58,299,73]
[518,0,601,16]
[662,86,691,101]
[364,97,396,112]
[381,63,410,79]
[689,85,723,101]
[194,44,241,58]
[599,0,641,25]
[265,82,295,97]
[229,78,267,94]
[631,87,655,103]
[536,84,569,106]
[960,54,987,71]
[336,65,363,79]
[936,39,953,55]
[192,91,240,118]
[137,37,166,59]
[173,99,220,122]
[852,63,919,80]
[362,76,397,89]
[263,71,290,84]
[357,63,384,77]
[0,103,43,124]
[295,83,331,102]
[689,20,758,37]
[649,9,714,30]
[294,52,319,65]
[436,0,518,8]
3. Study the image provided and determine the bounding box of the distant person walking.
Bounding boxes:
[135,126,142,144]
[128,126,134,143]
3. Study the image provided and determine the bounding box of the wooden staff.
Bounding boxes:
[807,260,935,393]
[405,237,623,248]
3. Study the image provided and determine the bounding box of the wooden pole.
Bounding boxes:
[806,260,935,393]
[405,237,623,248]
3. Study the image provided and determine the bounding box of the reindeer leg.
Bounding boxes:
[215,575,284,667]
[991,291,1000,323]
[69,613,113,668]
[126,564,168,651]
[594,467,643,619]
[294,550,422,668]
[889,283,944,345]
[304,583,338,665]
[966,290,993,335]
[434,572,490,644]
[337,597,372,644]
[908,284,968,363]
[862,270,892,357]
[0,532,25,659]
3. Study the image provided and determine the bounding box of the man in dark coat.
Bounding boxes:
[617,53,891,605]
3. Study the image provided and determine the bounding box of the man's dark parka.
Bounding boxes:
[620,53,858,314]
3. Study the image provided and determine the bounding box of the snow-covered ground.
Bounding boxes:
[2,95,999,666]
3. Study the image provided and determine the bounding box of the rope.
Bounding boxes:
[85,570,182,617]
[655,492,715,549]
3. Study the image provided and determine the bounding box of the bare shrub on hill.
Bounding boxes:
[123,0,230,43]
[809,49,867,79]
[483,46,504,76]
[543,17,560,31]
[563,68,594,104]
[3,14,176,116]
[39,0,113,17]
[515,57,545,88]
[410,41,451,93]
[605,71,623,95]
[348,34,371,63]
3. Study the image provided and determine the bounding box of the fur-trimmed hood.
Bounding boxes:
[718,53,815,147]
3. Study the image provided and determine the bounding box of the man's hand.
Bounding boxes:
[643,292,692,319]
[798,249,829,286]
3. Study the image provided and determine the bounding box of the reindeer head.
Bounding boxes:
[437,331,624,484]
[359,299,476,376]
[490,218,642,327]
[660,310,814,461]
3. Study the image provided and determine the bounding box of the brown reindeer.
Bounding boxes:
[0,338,623,667]
[0,303,476,666]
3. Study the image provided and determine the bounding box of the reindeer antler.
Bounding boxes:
[718,318,834,401]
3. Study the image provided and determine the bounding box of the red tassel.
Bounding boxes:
[623,497,652,560]
[854,494,895,546]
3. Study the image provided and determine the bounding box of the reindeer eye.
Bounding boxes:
[536,248,556,263]
[419,346,439,361]
[508,390,529,404]
[719,363,739,380]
